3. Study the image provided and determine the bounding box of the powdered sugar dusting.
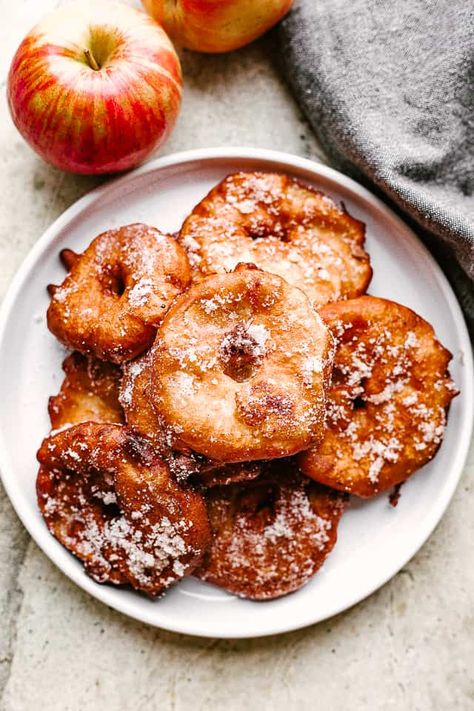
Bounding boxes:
[198,474,344,598]
[180,172,370,307]
[40,478,197,593]
[128,278,153,307]
[120,359,147,407]
[220,321,269,363]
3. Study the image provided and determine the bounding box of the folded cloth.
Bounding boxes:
[276,0,474,333]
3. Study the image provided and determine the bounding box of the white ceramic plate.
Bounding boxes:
[0,148,472,639]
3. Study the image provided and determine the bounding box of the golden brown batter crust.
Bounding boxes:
[196,462,347,600]
[37,423,210,596]
[150,264,333,461]
[47,224,191,363]
[298,296,457,497]
[179,172,371,306]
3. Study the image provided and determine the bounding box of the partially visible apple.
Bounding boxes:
[7,1,182,175]
[141,0,294,53]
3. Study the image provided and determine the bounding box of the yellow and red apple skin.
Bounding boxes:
[7,2,183,175]
[142,0,294,53]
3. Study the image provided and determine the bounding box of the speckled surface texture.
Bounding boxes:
[0,2,473,709]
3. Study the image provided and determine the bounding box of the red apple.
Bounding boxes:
[141,0,294,53]
[7,1,182,174]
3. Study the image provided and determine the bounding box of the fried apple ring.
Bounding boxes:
[150,265,333,462]
[298,296,457,497]
[47,224,191,363]
[195,464,347,600]
[179,172,371,306]
[120,350,268,487]
[49,352,124,430]
[36,423,210,596]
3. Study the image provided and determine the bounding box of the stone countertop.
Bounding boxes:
[0,2,472,709]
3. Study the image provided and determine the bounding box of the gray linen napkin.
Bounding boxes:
[276,0,474,333]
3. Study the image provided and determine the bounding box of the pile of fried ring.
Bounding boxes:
[37,172,457,601]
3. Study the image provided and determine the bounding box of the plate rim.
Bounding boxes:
[0,146,472,639]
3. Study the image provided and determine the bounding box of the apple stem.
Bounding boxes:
[84,48,100,71]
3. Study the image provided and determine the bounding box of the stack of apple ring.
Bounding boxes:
[37,172,457,601]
